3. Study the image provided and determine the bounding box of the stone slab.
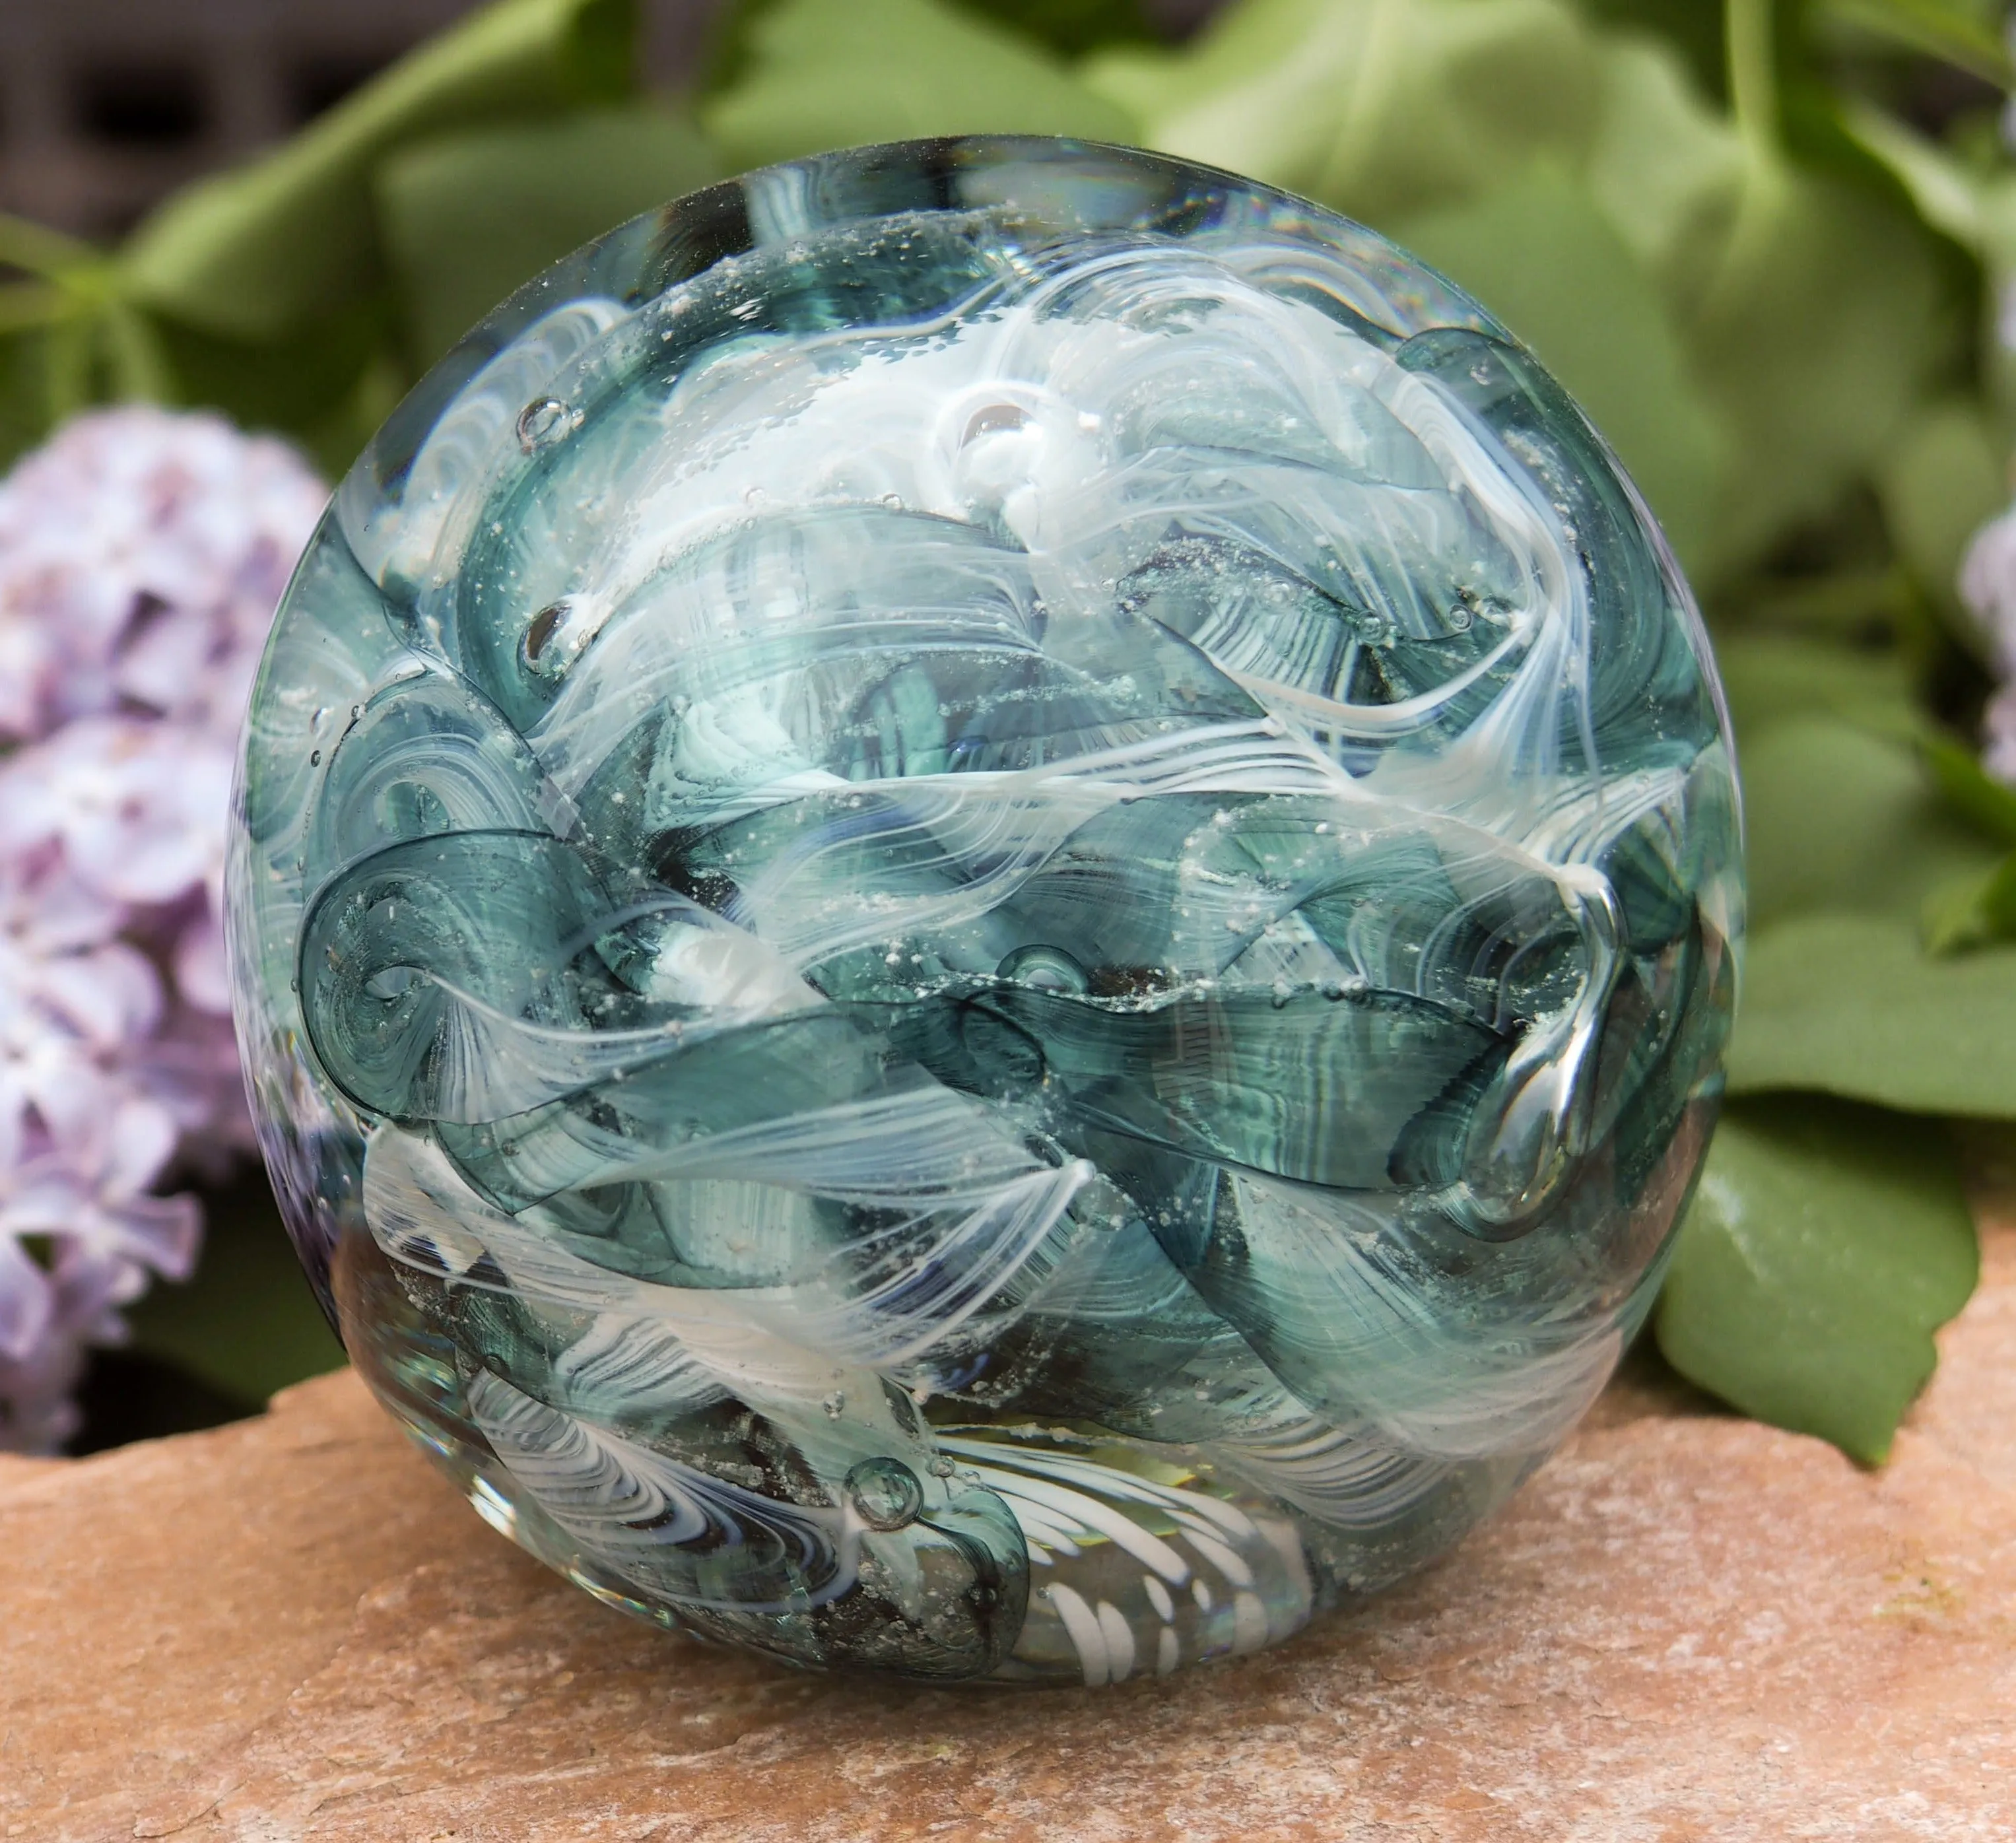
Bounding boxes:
[7,1211,2016,1842]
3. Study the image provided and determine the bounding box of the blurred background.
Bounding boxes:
[5,0,2016,1470]
[0,1,715,238]
[0,1,1226,236]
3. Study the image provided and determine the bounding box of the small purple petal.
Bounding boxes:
[0,405,325,1448]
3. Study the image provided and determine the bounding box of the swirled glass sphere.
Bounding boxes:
[228,137,1740,1685]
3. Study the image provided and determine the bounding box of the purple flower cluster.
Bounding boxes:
[0,407,324,1450]
[1962,510,2016,784]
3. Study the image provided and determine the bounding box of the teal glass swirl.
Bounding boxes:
[227,137,1740,1685]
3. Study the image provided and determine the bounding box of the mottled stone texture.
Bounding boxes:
[7,1207,2016,1841]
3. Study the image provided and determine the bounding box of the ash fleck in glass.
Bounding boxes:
[227,137,1740,1685]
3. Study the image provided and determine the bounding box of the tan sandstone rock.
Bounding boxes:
[7,1209,2016,1842]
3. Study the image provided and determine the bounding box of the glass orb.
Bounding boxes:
[228,137,1740,1685]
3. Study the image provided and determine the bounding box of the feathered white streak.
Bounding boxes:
[339,299,631,596]
[936,1433,1256,1555]
[363,1122,1087,1386]
[356,893,819,1127]
[973,246,1589,797]
[1520,762,1700,872]
[1230,1171,1621,1460]
[512,240,1599,840]
[1363,354,1594,808]
[732,778,1111,968]
[971,1469,1194,1586]
[550,1311,730,1420]
[465,1366,857,1613]
[934,1429,1313,1685]
[410,976,689,1124]
[729,721,1355,968]
[372,239,1619,886]
[1221,629,1534,741]
[366,1127,931,1517]
[1203,1413,1450,1531]
[374,1125,993,1615]
[388,940,807,1129]
[568,1085,1062,1202]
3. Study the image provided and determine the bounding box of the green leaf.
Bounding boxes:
[1717,563,1920,637]
[1712,630,1917,742]
[378,106,720,368]
[704,0,1135,173]
[1572,0,1728,100]
[0,211,103,281]
[0,330,58,471]
[1584,35,1749,295]
[147,299,392,444]
[1395,161,1726,570]
[1875,397,2007,640]
[1731,912,2016,1113]
[1655,1094,1976,1463]
[953,0,1157,55]
[1820,0,2014,88]
[1834,98,1996,253]
[1920,850,2016,953]
[1835,102,2016,421]
[1085,0,1604,226]
[123,1173,346,1406]
[120,0,636,343]
[1578,13,1958,585]
[294,351,412,482]
[1916,727,2016,844]
[1683,157,1952,583]
[1740,716,2002,929]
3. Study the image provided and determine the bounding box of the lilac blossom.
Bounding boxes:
[1961,508,2016,784]
[1969,68,2016,792]
[0,407,325,1450]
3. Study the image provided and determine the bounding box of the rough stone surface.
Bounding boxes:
[7,1209,2016,1843]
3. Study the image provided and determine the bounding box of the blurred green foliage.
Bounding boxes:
[704,0,1133,172]
[957,0,1160,54]
[376,107,718,367]
[19,0,2016,1458]
[121,1173,345,1409]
